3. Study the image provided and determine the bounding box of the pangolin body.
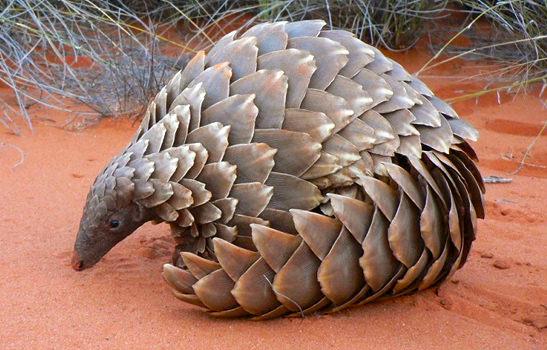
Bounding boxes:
[73,20,485,319]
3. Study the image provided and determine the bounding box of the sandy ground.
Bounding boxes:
[0,54,545,349]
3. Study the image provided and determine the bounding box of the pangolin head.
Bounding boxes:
[72,152,154,271]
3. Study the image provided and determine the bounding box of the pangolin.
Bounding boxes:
[72,20,485,319]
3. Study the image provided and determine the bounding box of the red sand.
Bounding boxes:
[0,58,545,349]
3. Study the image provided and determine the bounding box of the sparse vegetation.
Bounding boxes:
[0,0,545,134]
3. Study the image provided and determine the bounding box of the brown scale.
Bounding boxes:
[72,20,485,319]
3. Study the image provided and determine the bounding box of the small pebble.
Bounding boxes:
[439,298,452,310]
[522,316,547,330]
[493,259,510,270]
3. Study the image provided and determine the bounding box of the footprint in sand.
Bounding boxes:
[485,119,547,137]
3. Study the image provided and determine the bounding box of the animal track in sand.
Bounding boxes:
[437,275,545,337]
[137,236,173,260]
[485,119,547,137]
[485,200,543,224]
[480,158,547,178]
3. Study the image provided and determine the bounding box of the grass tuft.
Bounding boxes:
[0,0,544,133]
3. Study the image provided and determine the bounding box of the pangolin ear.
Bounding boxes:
[115,177,135,207]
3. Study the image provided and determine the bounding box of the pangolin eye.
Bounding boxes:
[109,219,120,228]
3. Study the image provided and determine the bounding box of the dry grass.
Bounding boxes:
[0,0,544,133]
[419,1,546,100]
[0,0,199,133]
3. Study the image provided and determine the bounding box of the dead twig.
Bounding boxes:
[263,274,305,319]
[446,75,547,103]
[510,121,547,175]
[483,176,512,184]
[517,162,546,169]
[0,141,26,169]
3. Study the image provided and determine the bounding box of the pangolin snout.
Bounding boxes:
[71,250,85,271]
